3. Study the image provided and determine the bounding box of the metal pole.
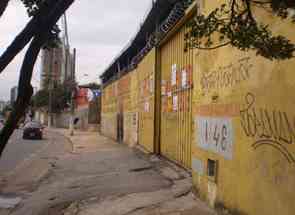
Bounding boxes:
[69,48,76,136]
[48,50,53,128]
[69,91,75,136]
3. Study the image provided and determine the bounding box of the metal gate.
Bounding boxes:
[138,49,156,152]
[160,24,194,169]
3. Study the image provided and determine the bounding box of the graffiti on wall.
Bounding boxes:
[240,93,295,164]
[201,57,253,94]
[196,117,234,160]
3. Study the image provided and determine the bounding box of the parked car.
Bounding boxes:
[0,119,4,132]
[23,121,44,140]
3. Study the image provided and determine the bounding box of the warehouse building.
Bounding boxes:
[100,1,295,215]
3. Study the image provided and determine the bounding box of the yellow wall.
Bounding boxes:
[138,48,156,152]
[102,49,156,151]
[121,70,139,147]
[101,81,118,140]
[101,2,295,214]
[101,70,139,146]
[192,1,295,215]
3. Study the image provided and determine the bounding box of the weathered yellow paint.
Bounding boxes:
[101,81,118,140]
[138,48,156,152]
[115,70,139,146]
[159,19,194,169]
[123,70,139,147]
[192,1,295,215]
[101,68,139,146]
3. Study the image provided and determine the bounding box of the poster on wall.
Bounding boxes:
[182,69,187,88]
[161,80,166,96]
[167,82,172,97]
[171,64,177,86]
[144,79,148,96]
[144,101,150,112]
[162,97,168,113]
[173,95,178,111]
[196,117,234,160]
[139,82,144,96]
[150,76,154,93]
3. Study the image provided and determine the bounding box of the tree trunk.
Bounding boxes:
[0,36,43,157]
[0,0,74,74]
[0,0,75,157]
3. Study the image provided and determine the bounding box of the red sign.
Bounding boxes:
[76,88,89,107]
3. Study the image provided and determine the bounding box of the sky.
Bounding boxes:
[0,0,152,101]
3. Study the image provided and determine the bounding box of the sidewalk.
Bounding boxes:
[2,129,216,215]
[55,129,215,215]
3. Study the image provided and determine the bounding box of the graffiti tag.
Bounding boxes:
[201,57,253,94]
[240,93,295,164]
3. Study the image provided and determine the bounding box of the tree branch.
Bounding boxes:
[0,0,9,18]
[185,0,295,60]
[0,0,74,74]
[0,36,43,157]
[0,0,75,157]
[245,0,256,23]
[250,0,272,4]
[193,42,231,50]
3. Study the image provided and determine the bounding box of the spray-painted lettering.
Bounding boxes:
[201,57,253,94]
[240,93,295,164]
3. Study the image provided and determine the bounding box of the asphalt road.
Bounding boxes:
[0,129,49,175]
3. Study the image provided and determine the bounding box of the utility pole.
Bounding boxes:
[69,48,76,136]
[61,13,76,135]
[48,50,54,128]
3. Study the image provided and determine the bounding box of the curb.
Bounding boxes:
[47,129,75,153]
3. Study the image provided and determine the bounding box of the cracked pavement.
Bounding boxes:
[0,130,215,215]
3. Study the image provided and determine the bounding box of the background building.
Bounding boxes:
[61,14,76,83]
[39,14,75,91]
[0,100,6,113]
[36,14,76,129]
[40,46,63,90]
[75,84,101,131]
[10,86,18,104]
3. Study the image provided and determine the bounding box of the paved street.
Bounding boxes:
[0,129,49,174]
[0,130,214,215]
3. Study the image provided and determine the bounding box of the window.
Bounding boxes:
[207,159,218,182]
